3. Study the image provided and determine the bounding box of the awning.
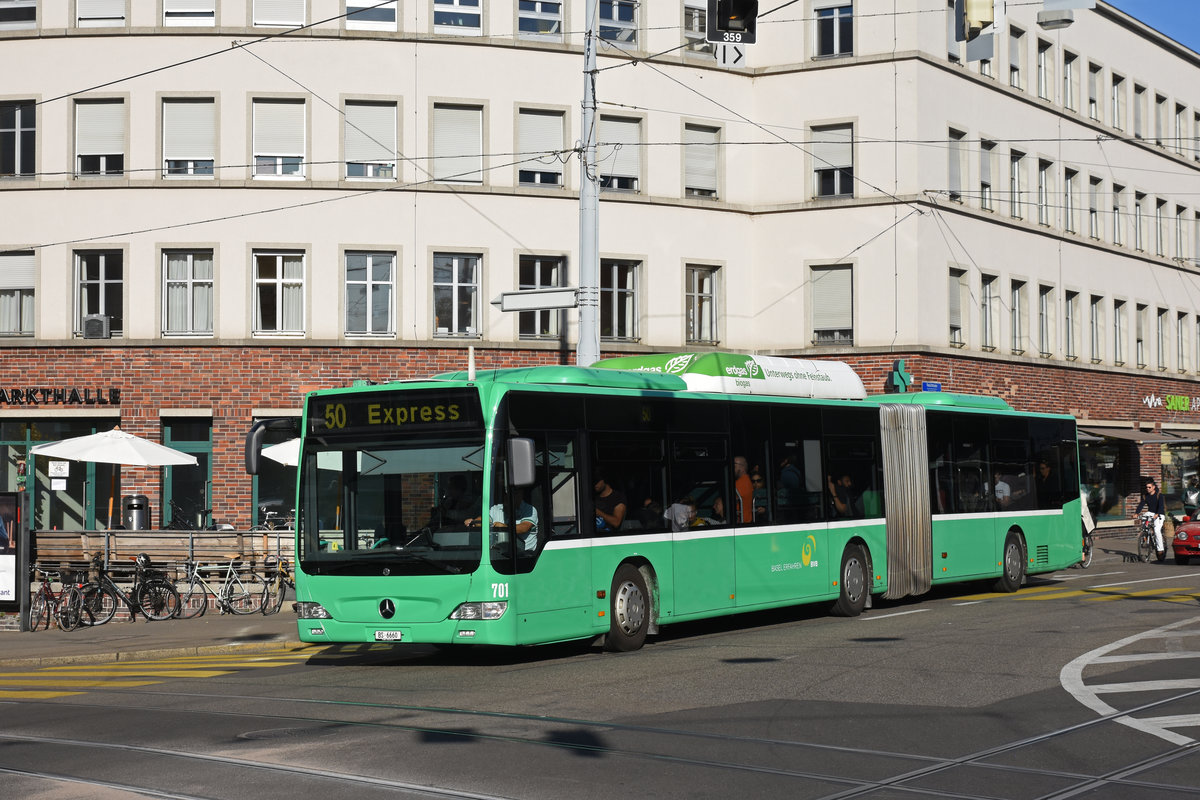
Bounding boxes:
[1076,428,1104,443]
[1078,426,1181,444]
[1162,429,1200,443]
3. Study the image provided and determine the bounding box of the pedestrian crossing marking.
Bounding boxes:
[1085,587,1195,602]
[30,668,235,678]
[0,690,85,699]
[0,678,161,688]
[956,583,1073,601]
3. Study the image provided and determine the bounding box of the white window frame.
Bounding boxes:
[163,0,215,26]
[0,100,35,177]
[811,263,853,346]
[981,275,996,350]
[1008,26,1023,90]
[253,251,306,335]
[948,268,967,347]
[1089,295,1103,363]
[814,2,852,58]
[433,252,480,337]
[75,99,125,177]
[684,123,719,199]
[1111,74,1125,130]
[75,250,123,336]
[434,0,482,36]
[1063,168,1077,233]
[77,0,125,27]
[518,108,565,187]
[1062,52,1077,111]
[1036,160,1052,226]
[1036,40,1051,100]
[253,0,303,27]
[344,100,397,180]
[685,264,718,344]
[163,98,215,178]
[1135,303,1147,368]
[980,140,994,210]
[1064,291,1078,361]
[1088,177,1102,239]
[346,1,397,31]
[1113,299,1126,365]
[1178,311,1188,372]
[1087,63,1101,121]
[600,258,639,341]
[0,251,34,336]
[1112,185,1125,246]
[518,255,565,339]
[1038,284,1053,357]
[344,251,396,336]
[253,98,306,179]
[162,249,214,336]
[1010,279,1026,354]
[0,0,36,30]
[1008,150,1023,219]
[683,0,712,56]
[1157,307,1168,370]
[598,115,640,192]
[598,0,637,48]
[518,0,563,42]
[812,124,854,199]
[948,129,966,202]
[432,104,483,184]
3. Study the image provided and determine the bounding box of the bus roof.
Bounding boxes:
[863,391,1013,411]
[433,365,688,392]
[592,352,867,400]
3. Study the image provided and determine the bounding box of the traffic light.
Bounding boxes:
[706,0,758,45]
[959,0,994,43]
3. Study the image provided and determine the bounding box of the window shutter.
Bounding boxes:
[344,102,396,163]
[76,100,125,155]
[599,116,640,179]
[0,252,34,290]
[163,100,215,161]
[811,126,852,170]
[253,100,305,156]
[948,273,962,329]
[812,266,852,329]
[518,110,562,160]
[684,124,718,193]
[1008,30,1020,65]
[948,134,963,193]
[78,0,125,21]
[432,105,482,182]
[254,0,303,25]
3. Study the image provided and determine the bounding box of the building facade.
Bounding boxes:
[1,0,1199,529]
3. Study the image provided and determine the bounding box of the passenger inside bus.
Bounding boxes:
[465,487,539,553]
[593,468,627,533]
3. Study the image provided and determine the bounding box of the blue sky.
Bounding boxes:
[1105,0,1200,53]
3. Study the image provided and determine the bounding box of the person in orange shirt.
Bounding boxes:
[733,456,753,523]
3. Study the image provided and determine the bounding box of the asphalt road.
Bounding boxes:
[2,540,1199,799]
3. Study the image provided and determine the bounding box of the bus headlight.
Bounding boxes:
[296,602,333,619]
[449,601,507,620]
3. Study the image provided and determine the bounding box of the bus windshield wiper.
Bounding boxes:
[358,548,462,574]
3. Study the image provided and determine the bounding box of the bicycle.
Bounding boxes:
[1135,511,1158,563]
[1079,527,1094,569]
[174,558,267,617]
[261,555,294,616]
[54,571,93,632]
[79,553,181,624]
[166,498,207,531]
[29,567,84,631]
[250,508,294,531]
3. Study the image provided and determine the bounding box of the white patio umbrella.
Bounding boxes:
[261,438,301,467]
[31,427,198,467]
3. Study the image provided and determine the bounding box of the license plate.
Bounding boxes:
[374,630,403,642]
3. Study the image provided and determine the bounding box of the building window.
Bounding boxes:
[1155,199,1167,257]
[1008,150,1023,219]
[1089,295,1103,363]
[1113,299,1126,365]
[1133,84,1145,138]
[162,99,215,178]
[811,264,853,345]
[981,274,997,350]
[1177,206,1189,262]
[518,255,564,339]
[599,0,636,47]
[1008,26,1023,89]
[1194,112,1200,162]
[1036,40,1051,100]
[1036,160,1052,225]
[433,253,479,337]
[0,251,34,336]
[75,99,124,176]
[344,101,396,179]
[1088,177,1102,239]
[162,250,213,336]
[253,99,305,178]
[1134,303,1147,367]
[163,0,215,26]
[979,140,994,210]
[1178,311,1189,372]
[518,108,565,186]
[1111,74,1125,130]
[0,101,34,178]
[1063,168,1077,233]
[598,115,640,192]
[345,251,395,336]
[1157,308,1169,370]
[253,251,305,335]
[600,259,638,340]
[435,0,482,33]
[812,124,853,198]
[1064,290,1078,360]
[684,123,719,199]
[683,0,712,55]
[1155,94,1167,146]
[346,1,396,30]
[1062,52,1077,111]
[1087,63,1101,120]
[254,0,303,26]
[1112,184,1125,246]
[685,265,718,344]
[948,129,966,202]
[1176,105,1189,157]
[949,268,967,347]
[76,251,123,336]
[519,1,562,41]
[432,104,483,183]
[1134,192,1146,251]
[1010,279,1026,354]
[815,2,852,58]
[0,0,36,29]
[77,0,125,27]
[1038,285,1053,357]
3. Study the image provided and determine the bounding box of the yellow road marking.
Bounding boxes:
[0,690,85,699]
[957,584,1071,601]
[1085,587,1195,602]
[26,669,233,678]
[0,679,161,688]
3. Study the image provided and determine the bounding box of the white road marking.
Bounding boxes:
[864,609,928,620]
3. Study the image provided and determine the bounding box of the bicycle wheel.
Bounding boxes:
[174,575,208,619]
[30,588,49,631]
[262,574,289,616]
[137,579,180,621]
[80,581,120,626]
[224,571,267,614]
[1080,534,1093,569]
[1138,530,1154,562]
[56,586,85,631]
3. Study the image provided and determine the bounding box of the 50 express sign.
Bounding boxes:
[311,390,482,435]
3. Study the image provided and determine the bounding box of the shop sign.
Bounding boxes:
[1142,392,1200,412]
[0,387,121,406]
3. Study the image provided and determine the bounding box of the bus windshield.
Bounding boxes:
[298,389,486,577]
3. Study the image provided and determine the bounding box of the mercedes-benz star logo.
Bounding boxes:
[379,599,395,619]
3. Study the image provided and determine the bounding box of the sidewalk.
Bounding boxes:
[0,608,303,668]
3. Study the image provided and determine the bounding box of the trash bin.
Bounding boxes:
[122,494,151,530]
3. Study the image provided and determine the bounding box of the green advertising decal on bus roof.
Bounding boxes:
[593,352,866,400]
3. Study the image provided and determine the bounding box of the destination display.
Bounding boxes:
[307,389,482,436]
[593,352,867,400]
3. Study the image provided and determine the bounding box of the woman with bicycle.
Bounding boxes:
[1134,479,1167,562]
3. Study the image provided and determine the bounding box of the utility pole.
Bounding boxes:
[577,0,601,367]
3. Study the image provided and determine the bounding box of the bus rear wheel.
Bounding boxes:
[832,544,868,617]
[995,533,1025,593]
[605,564,650,652]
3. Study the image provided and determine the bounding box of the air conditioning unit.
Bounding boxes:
[82,314,111,339]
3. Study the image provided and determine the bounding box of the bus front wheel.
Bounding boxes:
[832,544,868,617]
[605,564,650,652]
[995,534,1025,593]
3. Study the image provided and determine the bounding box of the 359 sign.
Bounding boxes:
[705,0,758,46]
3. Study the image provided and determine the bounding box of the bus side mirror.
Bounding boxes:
[245,417,298,475]
[507,438,536,488]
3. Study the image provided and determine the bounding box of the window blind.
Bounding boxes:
[163,99,215,161]
[432,105,482,182]
[518,110,562,161]
[254,0,302,25]
[811,126,852,169]
[684,124,718,193]
[253,100,305,155]
[812,266,852,329]
[948,273,962,330]
[344,102,396,163]
[76,100,125,155]
[599,116,639,178]
[0,252,34,289]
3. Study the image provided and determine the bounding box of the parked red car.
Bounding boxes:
[1172,516,1200,565]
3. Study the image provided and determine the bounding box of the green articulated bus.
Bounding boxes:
[245,352,1081,652]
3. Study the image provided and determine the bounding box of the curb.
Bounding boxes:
[0,637,310,669]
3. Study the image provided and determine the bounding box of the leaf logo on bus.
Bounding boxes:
[663,354,695,375]
[801,535,817,567]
